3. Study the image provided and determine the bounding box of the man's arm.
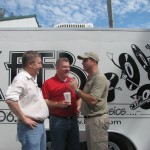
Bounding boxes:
[6,100,26,120]
[76,90,98,106]
[76,98,81,111]
[70,79,98,106]
[45,99,70,109]
[6,100,38,128]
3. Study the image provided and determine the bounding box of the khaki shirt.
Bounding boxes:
[81,70,109,116]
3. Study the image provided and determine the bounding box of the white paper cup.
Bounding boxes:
[63,92,71,105]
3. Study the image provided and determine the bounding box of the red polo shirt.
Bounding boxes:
[42,75,78,117]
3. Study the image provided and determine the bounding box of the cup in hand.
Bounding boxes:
[63,92,71,105]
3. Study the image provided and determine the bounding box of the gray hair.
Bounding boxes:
[22,50,41,68]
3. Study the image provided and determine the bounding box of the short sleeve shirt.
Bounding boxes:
[42,75,79,117]
[81,70,109,116]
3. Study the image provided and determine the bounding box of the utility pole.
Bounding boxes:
[0,8,4,18]
[107,0,114,28]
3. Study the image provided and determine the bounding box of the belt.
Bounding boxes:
[52,115,76,120]
[34,119,44,124]
[18,119,44,124]
[84,114,101,119]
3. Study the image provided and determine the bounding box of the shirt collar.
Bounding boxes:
[87,70,100,80]
[22,69,37,82]
[55,74,70,82]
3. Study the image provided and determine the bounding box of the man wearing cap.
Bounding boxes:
[70,51,109,150]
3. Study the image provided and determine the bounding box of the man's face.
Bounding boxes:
[82,58,94,72]
[30,57,42,77]
[56,61,70,78]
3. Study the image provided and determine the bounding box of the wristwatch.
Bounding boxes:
[75,88,79,94]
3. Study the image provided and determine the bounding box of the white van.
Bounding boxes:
[0,28,150,150]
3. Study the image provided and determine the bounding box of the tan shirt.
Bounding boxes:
[5,69,49,120]
[81,70,109,116]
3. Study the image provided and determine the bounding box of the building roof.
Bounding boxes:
[0,14,39,27]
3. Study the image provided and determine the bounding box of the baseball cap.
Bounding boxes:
[77,52,99,62]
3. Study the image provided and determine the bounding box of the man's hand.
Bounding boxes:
[70,78,78,90]
[58,100,70,108]
[22,117,38,128]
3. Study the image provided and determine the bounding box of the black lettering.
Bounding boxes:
[6,111,15,122]
[5,52,23,84]
[0,110,6,122]
[109,106,126,115]
[38,51,55,87]
[5,51,87,89]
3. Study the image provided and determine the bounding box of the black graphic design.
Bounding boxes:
[4,51,86,89]
[107,52,140,91]
[130,84,150,110]
[119,53,140,91]
[0,89,4,101]
[132,44,150,80]
[145,44,150,50]
[105,73,122,102]
[107,44,150,111]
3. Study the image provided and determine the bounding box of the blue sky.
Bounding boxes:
[0,0,150,28]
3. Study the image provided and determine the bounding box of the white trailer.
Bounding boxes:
[0,28,150,150]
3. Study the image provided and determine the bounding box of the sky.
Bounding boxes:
[0,0,150,28]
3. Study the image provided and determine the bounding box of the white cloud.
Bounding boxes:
[0,0,150,28]
[112,0,150,15]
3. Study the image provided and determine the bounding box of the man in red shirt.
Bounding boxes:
[42,57,80,150]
